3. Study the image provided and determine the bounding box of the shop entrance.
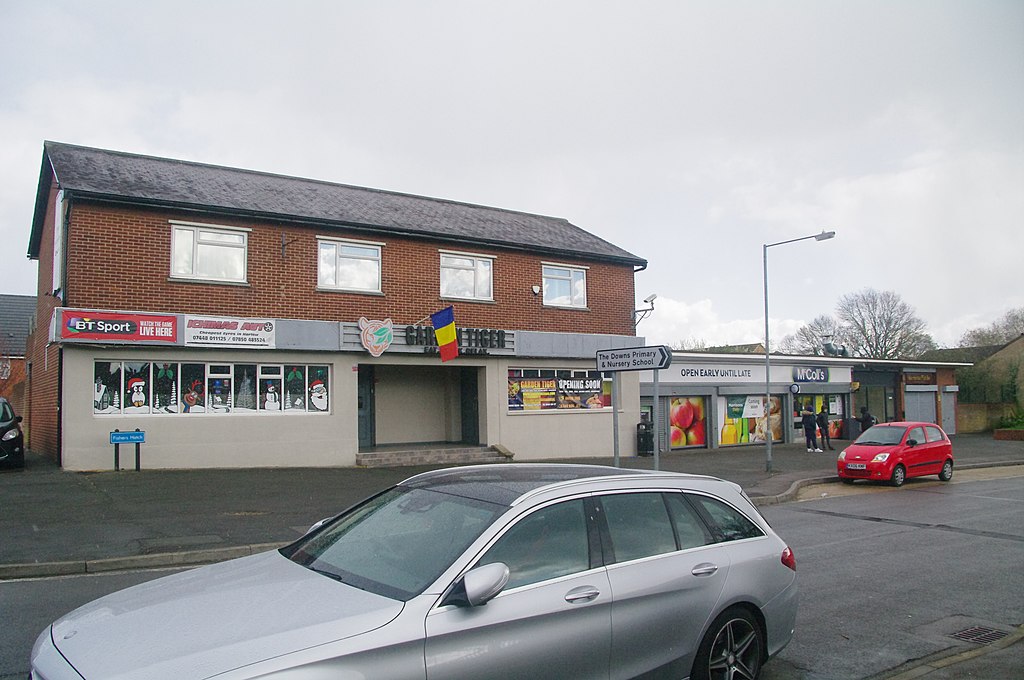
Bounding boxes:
[360,364,482,450]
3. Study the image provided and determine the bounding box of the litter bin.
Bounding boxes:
[637,421,654,456]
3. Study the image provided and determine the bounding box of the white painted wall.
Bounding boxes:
[61,347,359,470]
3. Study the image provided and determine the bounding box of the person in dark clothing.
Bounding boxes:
[817,405,834,450]
[858,406,876,434]
[801,403,822,452]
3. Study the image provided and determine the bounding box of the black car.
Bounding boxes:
[0,396,25,468]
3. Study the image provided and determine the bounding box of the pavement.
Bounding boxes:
[1,432,1022,678]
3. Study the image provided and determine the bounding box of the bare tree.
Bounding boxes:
[837,289,936,358]
[777,315,844,355]
[958,307,1024,347]
[670,337,708,351]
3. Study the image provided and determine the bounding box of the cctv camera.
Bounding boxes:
[644,293,657,304]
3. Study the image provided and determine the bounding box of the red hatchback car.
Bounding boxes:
[837,421,954,487]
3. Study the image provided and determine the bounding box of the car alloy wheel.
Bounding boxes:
[939,460,953,481]
[890,464,906,487]
[693,607,764,680]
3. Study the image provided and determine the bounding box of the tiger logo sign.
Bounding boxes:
[358,317,394,357]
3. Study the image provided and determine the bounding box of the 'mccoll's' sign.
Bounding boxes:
[793,366,830,383]
[61,310,178,343]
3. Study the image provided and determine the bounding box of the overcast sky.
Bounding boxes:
[1,1,1020,348]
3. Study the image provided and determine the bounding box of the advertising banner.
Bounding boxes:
[509,378,557,411]
[184,316,276,348]
[716,395,783,446]
[508,375,611,411]
[61,309,178,343]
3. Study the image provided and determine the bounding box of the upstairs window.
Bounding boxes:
[543,264,587,308]
[318,237,382,293]
[440,251,493,301]
[171,222,248,283]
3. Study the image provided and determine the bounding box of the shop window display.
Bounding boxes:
[122,362,151,414]
[259,365,283,412]
[669,397,707,448]
[92,361,330,416]
[207,365,232,412]
[180,364,207,413]
[284,366,306,411]
[233,365,257,410]
[717,395,783,446]
[93,362,122,414]
[153,363,178,414]
[307,366,330,412]
[508,368,610,411]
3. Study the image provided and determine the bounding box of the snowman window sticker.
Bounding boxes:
[260,379,282,411]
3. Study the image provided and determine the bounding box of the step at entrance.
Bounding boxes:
[356,445,511,468]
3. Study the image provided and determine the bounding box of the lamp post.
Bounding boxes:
[763,229,836,472]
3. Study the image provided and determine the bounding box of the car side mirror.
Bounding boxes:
[906,439,917,447]
[15,415,23,423]
[444,562,510,607]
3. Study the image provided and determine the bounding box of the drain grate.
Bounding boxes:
[950,626,1009,645]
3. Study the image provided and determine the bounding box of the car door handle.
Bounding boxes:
[564,586,601,603]
[691,563,719,577]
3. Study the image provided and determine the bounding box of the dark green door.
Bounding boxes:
[358,366,375,449]
[460,367,479,445]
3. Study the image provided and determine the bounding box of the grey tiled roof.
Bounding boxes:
[916,345,1001,364]
[0,294,35,357]
[31,142,645,267]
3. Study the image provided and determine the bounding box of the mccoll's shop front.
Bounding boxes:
[640,353,860,452]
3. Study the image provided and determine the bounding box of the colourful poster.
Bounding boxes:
[718,395,780,445]
[509,378,557,411]
[556,376,608,409]
[753,395,784,443]
[670,397,707,449]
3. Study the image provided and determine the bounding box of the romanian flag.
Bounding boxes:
[431,306,459,362]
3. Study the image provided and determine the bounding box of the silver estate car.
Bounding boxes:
[31,464,797,680]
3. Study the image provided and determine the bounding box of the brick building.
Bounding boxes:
[26,142,647,470]
[0,294,35,415]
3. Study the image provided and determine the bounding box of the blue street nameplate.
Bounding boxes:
[110,431,145,444]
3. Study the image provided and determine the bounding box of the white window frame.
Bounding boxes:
[170,221,249,283]
[440,249,494,301]
[317,236,383,293]
[542,262,588,308]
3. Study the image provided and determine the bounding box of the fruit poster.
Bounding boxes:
[669,397,707,449]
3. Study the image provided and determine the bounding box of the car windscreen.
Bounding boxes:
[854,425,906,445]
[282,487,505,601]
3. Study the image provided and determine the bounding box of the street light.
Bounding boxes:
[763,229,836,472]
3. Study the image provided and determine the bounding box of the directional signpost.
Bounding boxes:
[596,346,672,468]
[596,345,672,372]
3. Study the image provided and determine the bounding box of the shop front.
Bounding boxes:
[54,308,640,469]
[641,353,857,451]
[851,360,965,435]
